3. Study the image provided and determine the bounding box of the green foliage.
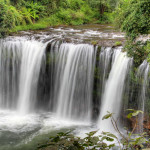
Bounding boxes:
[38,130,116,150]
[38,110,150,150]
[88,0,118,23]
[60,0,84,10]
[0,0,100,35]
[39,0,60,15]
[115,0,150,40]
[0,0,119,36]
[115,41,122,46]
[0,0,22,37]
[102,110,150,150]
[55,0,95,25]
[144,41,150,63]
[20,7,33,25]
[102,111,113,120]
[25,1,46,20]
[124,40,148,67]
[126,109,143,119]
[114,0,150,65]
[91,41,98,45]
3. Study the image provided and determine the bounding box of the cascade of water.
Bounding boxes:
[48,41,62,111]
[0,39,45,114]
[99,47,113,97]
[0,40,21,109]
[98,48,131,132]
[52,43,96,121]
[17,40,45,114]
[137,60,149,132]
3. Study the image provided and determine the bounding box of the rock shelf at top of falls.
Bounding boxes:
[9,24,125,47]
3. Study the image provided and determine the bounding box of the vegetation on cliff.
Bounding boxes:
[0,0,119,37]
[114,0,150,66]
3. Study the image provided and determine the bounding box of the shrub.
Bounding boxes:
[124,41,148,67]
[115,0,150,40]
[0,0,23,36]
[56,8,73,24]
[144,41,150,63]
[60,0,85,10]
[38,110,150,150]
[25,2,46,21]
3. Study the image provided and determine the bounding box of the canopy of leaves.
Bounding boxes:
[115,0,150,40]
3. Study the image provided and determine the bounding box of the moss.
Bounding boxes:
[114,41,122,47]
[91,40,98,46]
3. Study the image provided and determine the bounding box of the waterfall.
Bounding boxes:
[0,39,45,114]
[99,47,113,99]
[98,48,132,132]
[0,37,149,132]
[1,29,150,150]
[0,39,96,120]
[137,60,149,132]
[17,40,45,114]
[0,40,21,109]
[52,43,96,121]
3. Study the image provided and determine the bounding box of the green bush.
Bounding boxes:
[124,41,148,67]
[60,0,85,10]
[56,3,94,26]
[38,110,150,150]
[25,1,46,20]
[56,8,73,24]
[0,0,22,37]
[115,0,150,40]
[144,41,150,63]
[0,0,117,36]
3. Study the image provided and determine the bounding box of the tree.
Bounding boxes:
[115,0,150,40]
[88,0,119,15]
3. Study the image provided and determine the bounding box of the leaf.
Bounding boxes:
[101,136,107,141]
[108,144,115,148]
[86,130,98,136]
[106,137,114,142]
[127,112,133,119]
[127,109,134,112]
[102,132,110,135]
[102,113,112,120]
[52,136,60,142]
[90,136,99,144]
[107,133,117,139]
[132,110,143,116]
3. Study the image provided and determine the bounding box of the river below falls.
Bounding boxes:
[0,110,95,150]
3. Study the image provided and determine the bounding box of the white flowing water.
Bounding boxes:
[98,48,131,132]
[99,47,113,94]
[0,33,148,150]
[0,39,96,150]
[55,44,95,121]
[0,40,45,114]
[17,41,45,114]
[137,60,149,132]
[0,41,21,109]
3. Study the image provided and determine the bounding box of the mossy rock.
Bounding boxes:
[114,41,122,47]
